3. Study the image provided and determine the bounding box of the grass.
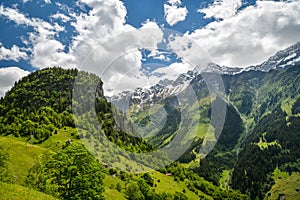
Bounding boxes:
[1,135,129,199]
[102,170,212,199]
[148,171,208,199]
[281,98,296,117]
[103,170,215,199]
[0,182,56,200]
[0,136,49,184]
[257,138,280,150]
[256,133,281,150]
[219,170,231,189]
[0,129,238,200]
[201,125,216,146]
[38,127,80,151]
[103,175,126,200]
[265,168,300,200]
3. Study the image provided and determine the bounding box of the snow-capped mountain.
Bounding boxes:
[247,42,300,72]
[203,42,300,73]
[197,63,243,75]
[109,76,193,112]
[110,42,300,110]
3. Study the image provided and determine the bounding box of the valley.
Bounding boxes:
[1,42,300,199]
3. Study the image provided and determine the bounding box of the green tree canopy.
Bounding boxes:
[26,142,105,200]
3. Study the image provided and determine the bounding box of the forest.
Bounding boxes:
[0,65,300,199]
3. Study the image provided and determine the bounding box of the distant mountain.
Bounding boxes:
[0,69,248,200]
[111,42,300,111]
[247,42,300,72]
[208,42,300,73]
[1,42,300,199]
[110,42,300,199]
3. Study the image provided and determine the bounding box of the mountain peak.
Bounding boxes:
[250,42,300,72]
[196,42,300,75]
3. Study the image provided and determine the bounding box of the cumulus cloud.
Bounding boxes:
[148,50,171,62]
[51,12,71,23]
[167,34,211,68]
[30,36,76,68]
[164,0,188,26]
[0,5,75,68]
[0,43,28,61]
[183,0,300,67]
[0,1,165,94]
[0,67,30,97]
[152,61,193,80]
[69,0,163,93]
[198,0,242,20]
[2,0,298,96]
[78,20,164,93]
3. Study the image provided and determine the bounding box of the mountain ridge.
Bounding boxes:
[108,42,300,199]
[1,42,300,199]
[110,42,300,109]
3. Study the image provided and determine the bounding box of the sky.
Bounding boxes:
[0,0,299,96]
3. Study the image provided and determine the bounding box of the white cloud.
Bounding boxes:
[0,5,33,26]
[168,0,181,5]
[0,1,165,93]
[183,0,300,67]
[4,0,298,97]
[0,5,63,34]
[167,34,211,68]
[51,12,71,23]
[199,0,242,20]
[0,5,75,68]
[0,43,28,61]
[0,67,30,97]
[164,0,188,26]
[148,50,171,62]
[78,20,164,93]
[30,36,76,68]
[152,61,192,80]
[44,0,51,4]
[69,0,164,93]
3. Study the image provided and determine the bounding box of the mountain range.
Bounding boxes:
[0,42,300,199]
[110,42,300,111]
[109,42,300,199]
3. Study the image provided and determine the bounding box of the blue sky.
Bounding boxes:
[0,0,299,96]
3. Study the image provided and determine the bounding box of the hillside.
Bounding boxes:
[111,60,300,199]
[1,59,300,199]
[0,67,247,199]
[229,65,300,199]
[0,67,152,153]
[0,182,57,200]
[0,135,247,199]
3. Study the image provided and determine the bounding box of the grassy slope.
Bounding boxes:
[3,124,299,199]
[38,127,79,151]
[0,182,57,200]
[266,168,300,200]
[0,134,213,199]
[149,171,209,199]
[0,136,49,185]
[103,175,126,200]
[103,170,208,200]
[0,127,80,183]
[219,169,231,189]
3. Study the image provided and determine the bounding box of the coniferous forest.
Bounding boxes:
[0,64,300,199]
